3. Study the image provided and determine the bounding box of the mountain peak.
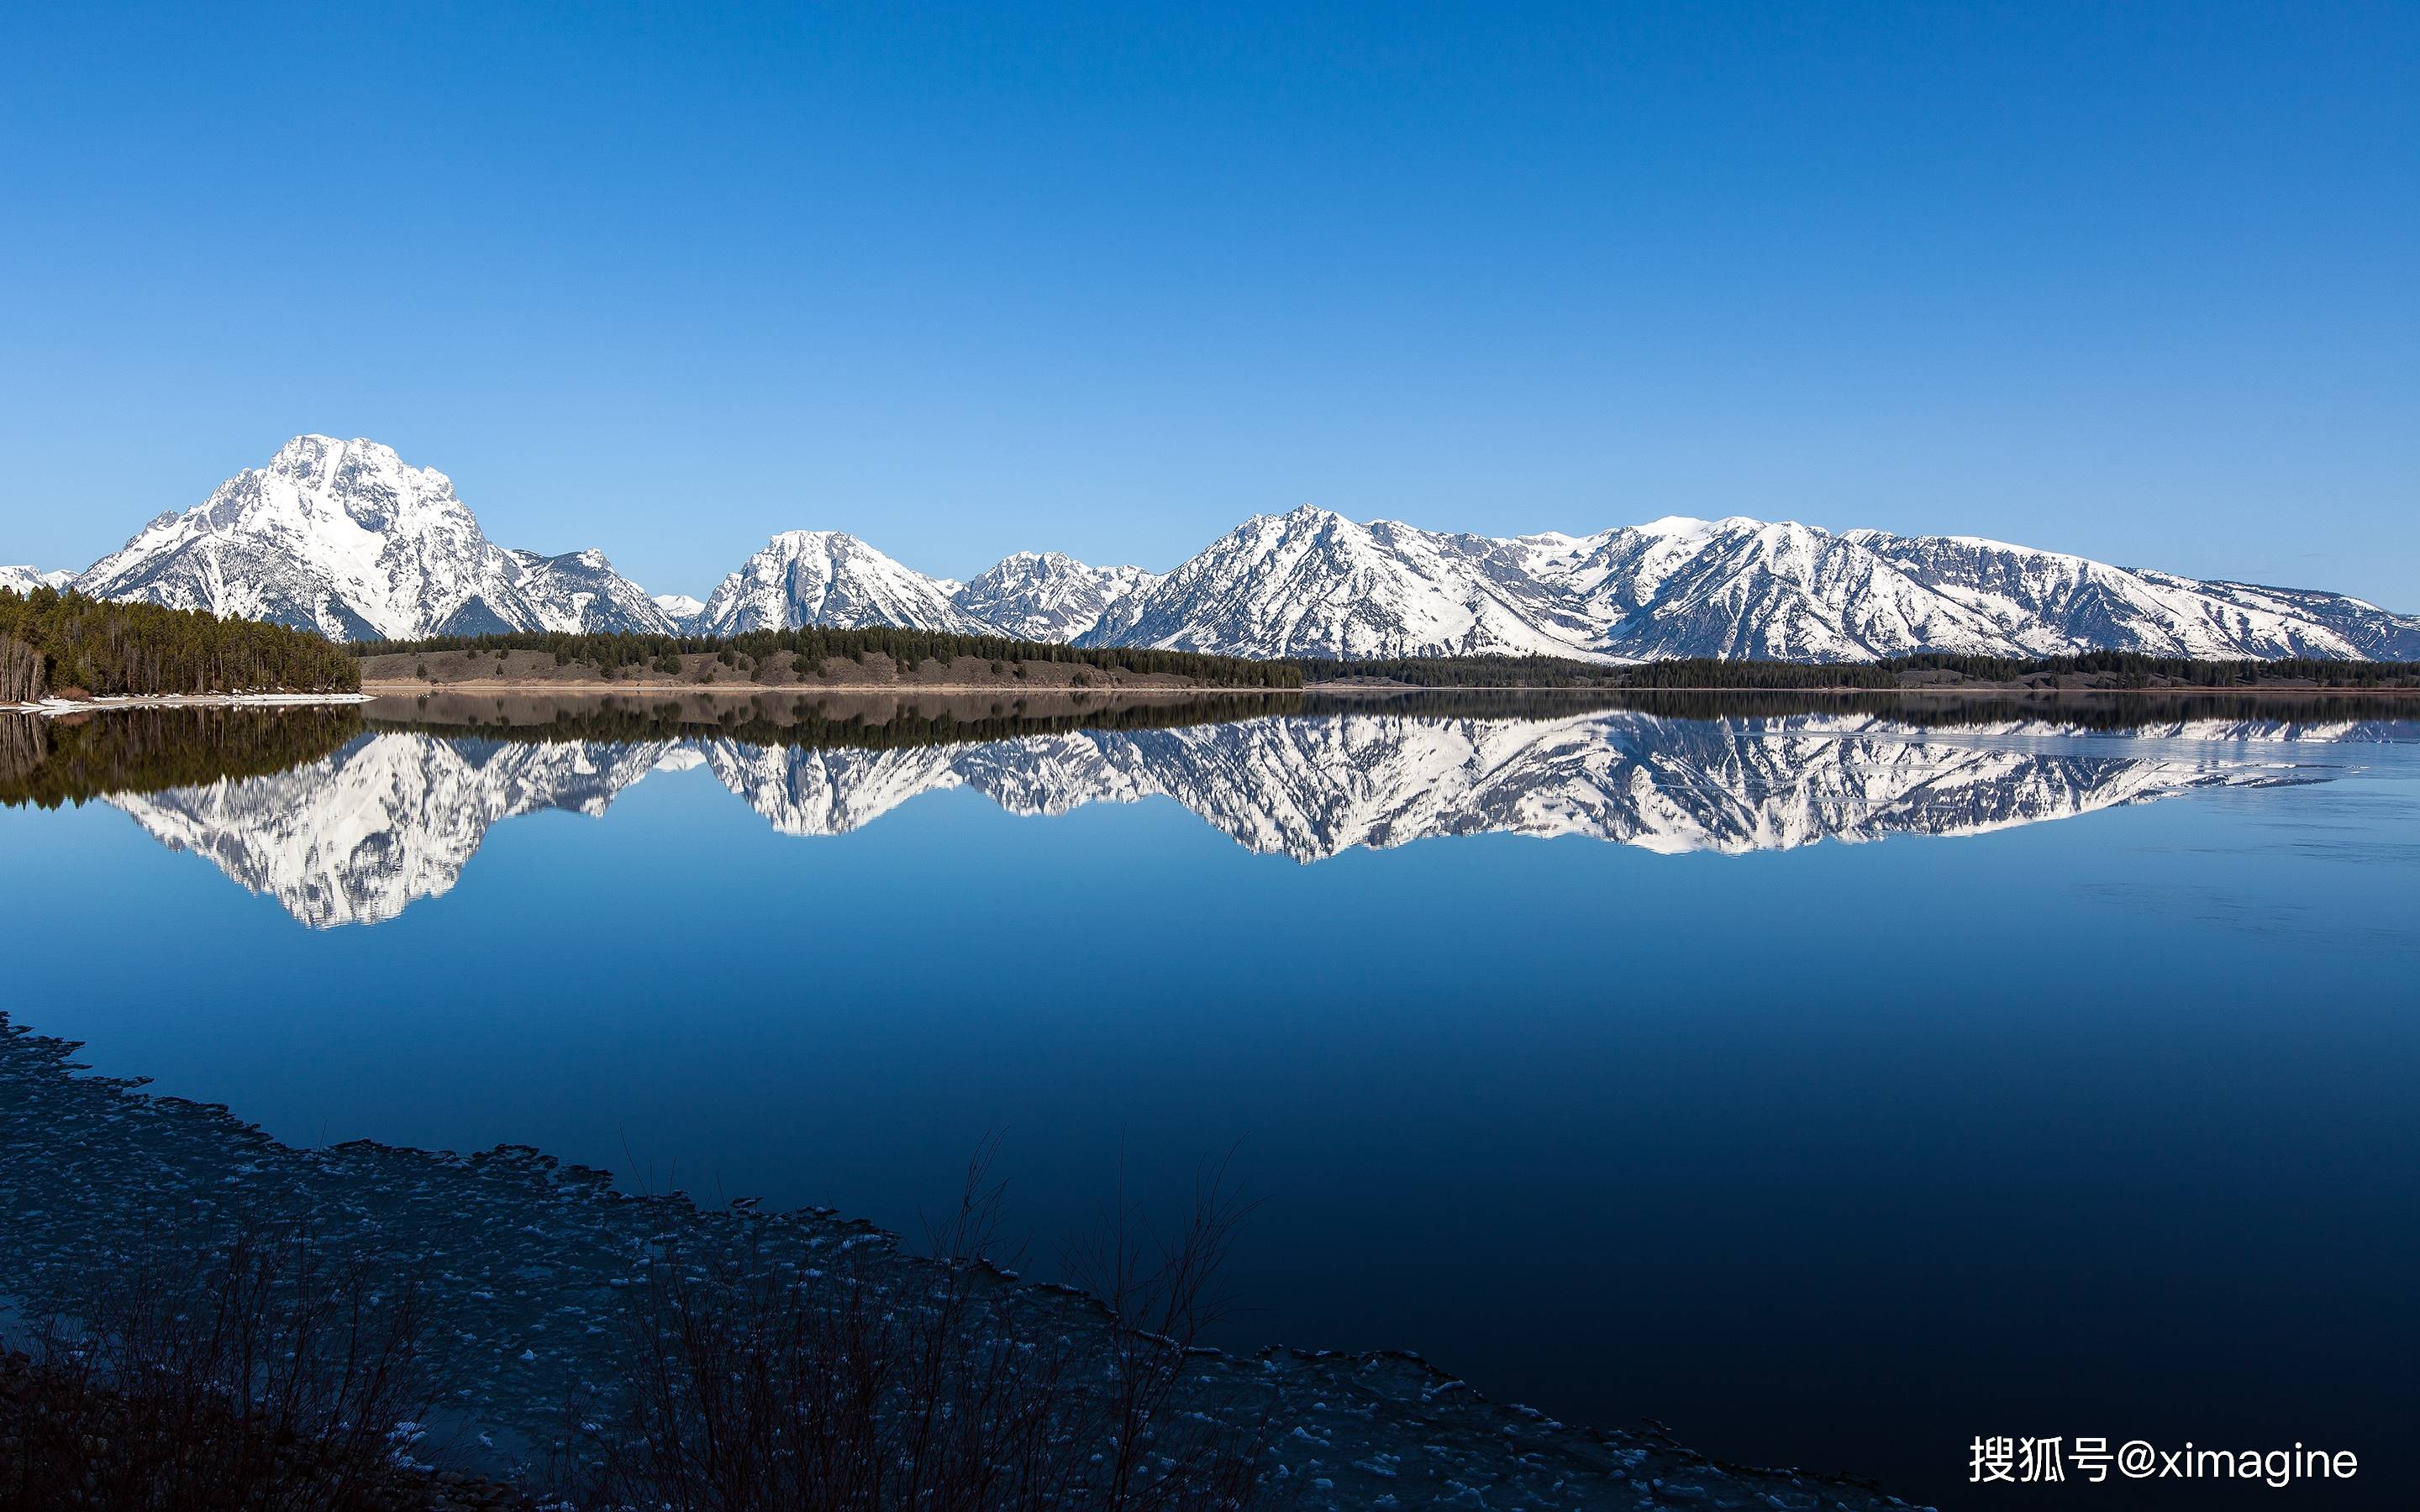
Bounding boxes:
[263,433,422,486]
[0,565,74,596]
[952,549,1162,643]
[1276,502,1349,525]
[697,528,992,636]
[35,438,2420,663]
[652,593,707,631]
[71,437,671,641]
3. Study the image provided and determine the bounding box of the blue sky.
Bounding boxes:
[3,1,2413,605]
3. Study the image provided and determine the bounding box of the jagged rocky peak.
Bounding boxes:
[509,546,676,636]
[950,550,1161,643]
[696,529,997,636]
[269,434,451,528]
[1083,504,1605,660]
[0,566,74,596]
[34,435,2420,661]
[69,435,671,641]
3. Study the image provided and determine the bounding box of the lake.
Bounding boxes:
[3,690,2415,1508]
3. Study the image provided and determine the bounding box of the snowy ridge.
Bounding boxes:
[1126,511,2420,663]
[508,547,676,635]
[695,530,996,636]
[950,552,1160,643]
[651,593,707,633]
[70,437,672,640]
[0,566,74,596]
[107,713,2332,925]
[28,434,2420,659]
[1085,507,1602,660]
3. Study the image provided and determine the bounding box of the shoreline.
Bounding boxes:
[0,1011,1932,1511]
[14,680,2412,712]
[360,678,1275,696]
[362,677,2420,698]
[3,691,374,715]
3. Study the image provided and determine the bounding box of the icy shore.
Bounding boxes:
[0,1014,1931,1510]
[0,690,373,714]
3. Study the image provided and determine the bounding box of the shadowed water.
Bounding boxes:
[3,692,2415,1508]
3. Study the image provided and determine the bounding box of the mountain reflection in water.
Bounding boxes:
[3,691,2382,928]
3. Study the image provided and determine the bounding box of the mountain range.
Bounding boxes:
[107,711,2336,927]
[0,566,73,596]
[17,435,2419,662]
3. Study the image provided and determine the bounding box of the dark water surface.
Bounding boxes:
[3,692,2415,1507]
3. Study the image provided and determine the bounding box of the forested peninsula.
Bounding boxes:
[0,589,360,704]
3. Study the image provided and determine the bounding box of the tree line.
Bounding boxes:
[350,625,1306,687]
[1878,650,2420,687]
[0,588,361,700]
[376,690,1307,748]
[1283,654,1888,688]
[13,585,2412,701]
[1287,649,2420,689]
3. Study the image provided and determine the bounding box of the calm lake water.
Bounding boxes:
[4,690,2416,1507]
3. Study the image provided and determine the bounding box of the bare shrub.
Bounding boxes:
[1058,1148,1267,1512]
[576,1144,1271,1511]
[4,1222,445,1510]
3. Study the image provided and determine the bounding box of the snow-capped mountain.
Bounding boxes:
[0,566,73,596]
[1082,507,1602,660]
[652,594,707,633]
[1838,530,2415,659]
[509,548,678,635]
[948,552,1160,643]
[29,434,2420,660]
[694,530,997,636]
[71,437,668,641]
[1086,509,2420,662]
[103,710,2331,924]
[1516,516,2033,660]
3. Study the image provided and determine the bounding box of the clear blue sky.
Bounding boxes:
[3,1,2413,606]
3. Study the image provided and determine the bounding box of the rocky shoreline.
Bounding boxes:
[0,1350,538,1511]
[0,1014,1933,1510]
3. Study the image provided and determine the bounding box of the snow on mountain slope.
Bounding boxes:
[0,566,74,596]
[694,531,999,636]
[950,552,1160,642]
[42,434,2419,661]
[510,549,677,634]
[652,594,707,633]
[1544,517,2028,660]
[71,437,664,641]
[1083,507,1605,660]
[2158,580,2420,661]
[1082,507,2420,663]
[1841,530,2420,659]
